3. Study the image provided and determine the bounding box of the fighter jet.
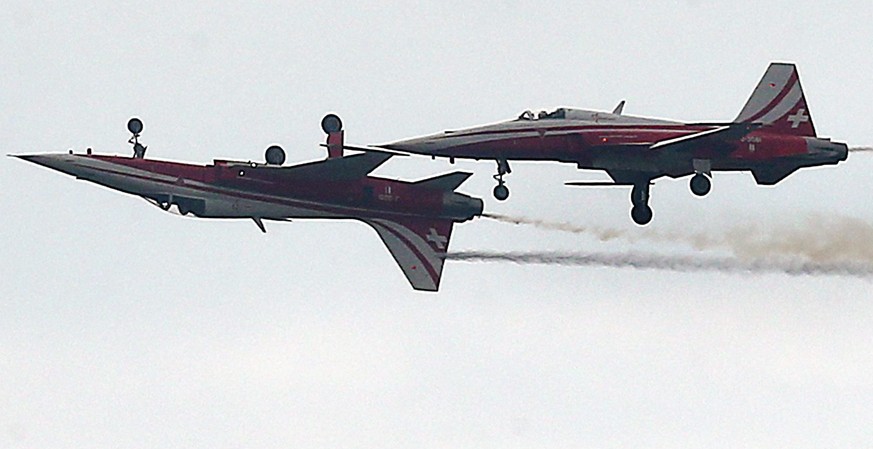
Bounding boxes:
[379,63,848,225]
[15,115,483,291]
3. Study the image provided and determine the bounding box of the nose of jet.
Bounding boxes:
[379,135,445,155]
[13,153,81,176]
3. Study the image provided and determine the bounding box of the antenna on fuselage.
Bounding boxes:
[127,117,147,159]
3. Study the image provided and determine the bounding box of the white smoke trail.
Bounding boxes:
[482,213,873,265]
[448,250,873,278]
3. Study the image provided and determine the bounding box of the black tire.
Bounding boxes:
[493,184,510,201]
[265,145,286,165]
[321,114,343,134]
[690,173,711,197]
[631,205,653,226]
[127,117,143,135]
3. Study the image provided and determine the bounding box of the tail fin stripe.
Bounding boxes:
[753,80,802,124]
[373,218,444,272]
[741,73,799,123]
[368,220,440,290]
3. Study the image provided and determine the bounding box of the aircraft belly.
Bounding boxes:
[584,148,682,176]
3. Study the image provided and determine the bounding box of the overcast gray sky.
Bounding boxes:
[3,2,873,448]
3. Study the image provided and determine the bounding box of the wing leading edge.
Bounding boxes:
[363,217,454,292]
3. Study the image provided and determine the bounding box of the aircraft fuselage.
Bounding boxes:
[18,153,483,223]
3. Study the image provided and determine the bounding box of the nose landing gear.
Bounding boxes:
[492,159,511,201]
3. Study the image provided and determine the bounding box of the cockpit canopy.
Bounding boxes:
[518,107,609,121]
[515,106,679,125]
[517,108,568,120]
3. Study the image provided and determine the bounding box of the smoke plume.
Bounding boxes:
[850,147,873,152]
[482,213,873,265]
[447,250,873,278]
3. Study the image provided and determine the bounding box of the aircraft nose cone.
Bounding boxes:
[379,135,444,155]
[15,154,54,167]
[13,153,81,176]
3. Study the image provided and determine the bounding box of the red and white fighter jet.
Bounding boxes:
[380,63,848,225]
[15,115,483,291]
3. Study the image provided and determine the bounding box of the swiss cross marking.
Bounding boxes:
[787,108,809,129]
[426,227,447,249]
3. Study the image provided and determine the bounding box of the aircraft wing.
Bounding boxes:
[265,152,393,182]
[362,216,454,292]
[649,123,759,154]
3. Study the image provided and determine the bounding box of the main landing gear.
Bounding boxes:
[127,118,147,159]
[630,181,653,226]
[492,159,511,201]
[690,158,712,197]
[690,173,711,197]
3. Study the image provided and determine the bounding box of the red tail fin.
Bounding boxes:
[364,217,453,292]
[734,63,816,137]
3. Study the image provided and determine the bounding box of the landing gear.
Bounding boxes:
[690,158,712,197]
[629,181,653,226]
[127,118,147,159]
[690,173,711,197]
[631,204,653,226]
[493,184,509,201]
[492,159,511,201]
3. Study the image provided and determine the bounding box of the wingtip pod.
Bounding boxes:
[735,62,816,137]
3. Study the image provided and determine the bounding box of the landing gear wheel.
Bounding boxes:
[321,114,343,134]
[690,173,711,197]
[178,203,190,215]
[265,145,286,165]
[631,183,650,206]
[493,184,510,201]
[631,204,653,226]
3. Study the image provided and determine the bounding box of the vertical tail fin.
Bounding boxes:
[734,62,816,137]
[364,217,454,292]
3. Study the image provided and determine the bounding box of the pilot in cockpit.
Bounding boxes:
[518,108,567,120]
[543,108,566,119]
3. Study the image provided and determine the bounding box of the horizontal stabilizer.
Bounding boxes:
[649,123,759,154]
[650,125,731,150]
[319,143,410,156]
[364,217,454,292]
[413,172,473,191]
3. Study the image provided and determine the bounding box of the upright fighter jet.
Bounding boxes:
[379,63,848,225]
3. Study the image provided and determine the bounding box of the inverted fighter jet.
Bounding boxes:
[15,115,483,291]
